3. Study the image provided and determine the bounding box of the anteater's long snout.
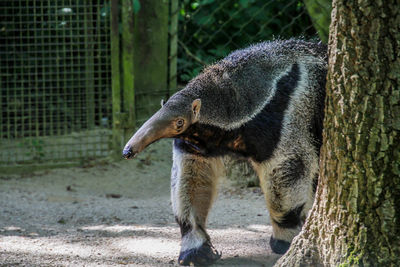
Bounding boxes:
[122,148,137,159]
[122,123,154,160]
[122,111,172,160]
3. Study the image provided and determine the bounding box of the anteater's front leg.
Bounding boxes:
[171,140,223,266]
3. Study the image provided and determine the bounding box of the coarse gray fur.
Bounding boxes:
[166,39,327,130]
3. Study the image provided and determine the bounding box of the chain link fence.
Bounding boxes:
[0,0,330,172]
[0,0,112,169]
[177,0,324,84]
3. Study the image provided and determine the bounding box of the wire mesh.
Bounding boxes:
[177,0,325,84]
[0,0,330,170]
[0,0,112,166]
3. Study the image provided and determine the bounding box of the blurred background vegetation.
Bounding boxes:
[0,0,331,173]
[179,0,316,83]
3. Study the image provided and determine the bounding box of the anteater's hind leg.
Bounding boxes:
[254,154,317,254]
[171,140,223,266]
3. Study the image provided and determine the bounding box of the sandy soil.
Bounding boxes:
[0,139,281,266]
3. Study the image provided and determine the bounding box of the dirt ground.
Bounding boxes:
[0,139,281,266]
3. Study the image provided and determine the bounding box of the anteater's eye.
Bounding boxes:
[176,119,184,129]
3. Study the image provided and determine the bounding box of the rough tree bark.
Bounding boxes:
[276,0,400,266]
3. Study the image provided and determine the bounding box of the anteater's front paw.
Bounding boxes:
[269,235,290,254]
[178,241,221,266]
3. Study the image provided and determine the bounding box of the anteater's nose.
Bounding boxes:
[122,148,136,159]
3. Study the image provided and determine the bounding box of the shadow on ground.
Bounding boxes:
[0,140,280,266]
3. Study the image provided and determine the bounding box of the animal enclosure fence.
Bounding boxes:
[176,0,330,84]
[0,0,112,172]
[0,0,331,173]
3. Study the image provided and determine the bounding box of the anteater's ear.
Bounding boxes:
[191,99,201,123]
[160,99,165,107]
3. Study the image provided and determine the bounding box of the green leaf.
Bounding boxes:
[180,8,186,16]
[132,0,141,14]
[191,2,199,10]
[239,0,250,8]
[201,0,215,4]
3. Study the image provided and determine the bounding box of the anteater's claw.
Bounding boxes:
[178,241,221,266]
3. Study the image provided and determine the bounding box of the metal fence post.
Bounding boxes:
[110,0,136,159]
[133,0,169,124]
[111,0,122,158]
[84,4,95,130]
[168,0,179,96]
[121,0,136,138]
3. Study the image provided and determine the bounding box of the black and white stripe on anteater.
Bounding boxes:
[123,39,327,266]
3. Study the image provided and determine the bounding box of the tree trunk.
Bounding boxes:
[276,0,400,266]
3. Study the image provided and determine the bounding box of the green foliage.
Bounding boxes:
[132,0,141,14]
[178,0,318,83]
[303,0,332,43]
